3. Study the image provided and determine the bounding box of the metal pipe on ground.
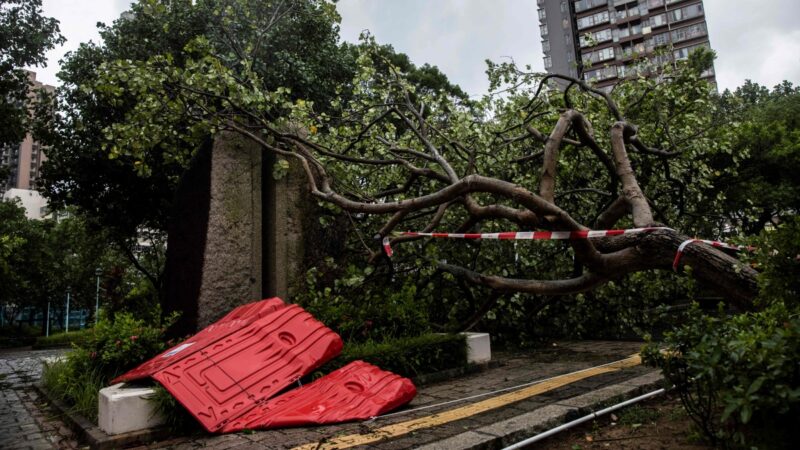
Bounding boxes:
[502,388,666,450]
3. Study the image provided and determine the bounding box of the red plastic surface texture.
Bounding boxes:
[221,361,417,432]
[111,298,286,384]
[153,304,343,432]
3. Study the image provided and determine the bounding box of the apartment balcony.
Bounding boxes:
[574,0,608,13]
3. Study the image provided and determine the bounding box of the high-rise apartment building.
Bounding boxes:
[537,0,715,89]
[1,71,54,192]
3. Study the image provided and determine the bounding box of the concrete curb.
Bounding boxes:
[33,384,173,450]
[415,370,665,450]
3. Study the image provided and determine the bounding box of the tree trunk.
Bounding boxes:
[639,229,758,309]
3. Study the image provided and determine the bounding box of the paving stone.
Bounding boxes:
[0,348,71,450]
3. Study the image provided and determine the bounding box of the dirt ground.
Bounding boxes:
[535,394,713,450]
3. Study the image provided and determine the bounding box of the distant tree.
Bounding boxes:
[38,0,467,313]
[708,81,800,234]
[0,201,113,331]
[0,0,63,146]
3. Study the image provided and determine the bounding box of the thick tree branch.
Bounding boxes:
[437,263,607,295]
[610,122,654,226]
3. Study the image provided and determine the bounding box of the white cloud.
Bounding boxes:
[337,0,542,97]
[24,0,130,86]
[25,0,800,93]
[704,0,800,91]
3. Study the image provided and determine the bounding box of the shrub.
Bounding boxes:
[643,218,800,448]
[42,309,177,422]
[0,323,39,348]
[319,333,468,378]
[297,262,433,343]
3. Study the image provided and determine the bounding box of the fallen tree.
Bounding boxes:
[94,19,756,309]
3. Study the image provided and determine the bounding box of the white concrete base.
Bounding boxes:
[464,332,491,364]
[98,383,165,435]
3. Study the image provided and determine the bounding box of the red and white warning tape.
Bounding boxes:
[672,239,756,271]
[382,228,754,272]
[381,227,669,257]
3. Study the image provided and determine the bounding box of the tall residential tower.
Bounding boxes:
[537,0,715,89]
[1,71,54,192]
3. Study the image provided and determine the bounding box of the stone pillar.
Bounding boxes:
[195,131,263,328]
[163,142,212,335]
[263,153,307,301]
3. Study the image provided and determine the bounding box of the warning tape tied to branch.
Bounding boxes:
[381,228,755,272]
[673,239,756,272]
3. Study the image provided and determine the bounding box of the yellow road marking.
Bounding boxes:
[291,354,641,450]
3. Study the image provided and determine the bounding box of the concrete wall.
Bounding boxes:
[2,188,48,219]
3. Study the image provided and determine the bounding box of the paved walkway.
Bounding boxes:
[136,341,656,449]
[0,342,659,450]
[0,348,76,450]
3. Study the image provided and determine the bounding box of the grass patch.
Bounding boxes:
[618,404,662,426]
[42,357,105,422]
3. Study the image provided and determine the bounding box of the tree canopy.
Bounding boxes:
[708,81,800,235]
[39,0,468,305]
[89,19,759,313]
[0,0,63,146]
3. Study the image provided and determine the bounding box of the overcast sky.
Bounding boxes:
[27,0,800,96]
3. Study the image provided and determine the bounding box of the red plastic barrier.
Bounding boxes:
[111,298,286,384]
[221,361,417,433]
[153,304,343,432]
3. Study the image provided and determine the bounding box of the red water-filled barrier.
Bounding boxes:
[113,298,415,433]
[111,298,287,384]
[221,360,417,432]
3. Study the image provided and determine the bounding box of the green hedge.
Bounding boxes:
[0,324,40,348]
[33,328,93,349]
[319,333,468,378]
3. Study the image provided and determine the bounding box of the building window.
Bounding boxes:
[574,0,608,13]
[540,23,548,36]
[648,13,667,27]
[648,31,670,49]
[671,23,707,43]
[648,0,665,8]
[583,65,618,81]
[580,27,613,47]
[542,40,550,53]
[621,42,646,58]
[674,42,710,60]
[544,55,553,69]
[615,7,640,21]
[538,8,546,21]
[669,3,704,24]
[583,46,616,65]
[561,1,568,13]
[577,10,610,30]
